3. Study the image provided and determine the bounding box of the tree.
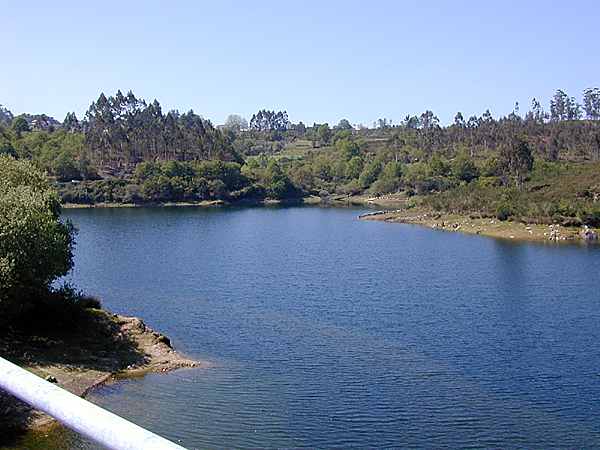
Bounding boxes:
[527,98,547,123]
[336,138,360,160]
[0,134,16,158]
[62,112,81,132]
[224,114,248,132]
[371,161,402,193]
[84,91,239,170]
[567,96,582,120]
[499,138,534,189]
[358,159,383,189]
[451,153,479,182]
[336,119,353,130]
[11,116,30,136]
[345,156,363,179]
[249,110,290,132]
[263,160,297,199]
[0,105,14,125]
[419,111,439,129]
[549,90,581,121]
[293,121,306,136]
[454,112,466,127]
[52,152,81,181]
[0,156,75,316]
[317,123,332,144]
[429,154,450,177]
[583,88,600,120]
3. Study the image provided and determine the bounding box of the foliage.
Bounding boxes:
[0,157,75,319]
[85,91,241,172]
[249,110,290,132]
[499,138,534,188]
[371,161,402,194]
[451,153,479,182]
[224,114,248,132]
[11,116,30,135]
[3,86,600,220]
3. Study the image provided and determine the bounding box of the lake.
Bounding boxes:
[37,206,600,448]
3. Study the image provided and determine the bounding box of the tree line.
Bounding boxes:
[1,87,600,220]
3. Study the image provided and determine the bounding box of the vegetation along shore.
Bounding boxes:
[2,87,600,241]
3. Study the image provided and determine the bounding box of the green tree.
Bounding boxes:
[0,137,16,158]
[336,138,360,161]
[358,159,383,189]
[371,161,402,193]
[263,160,297,199]
[335,119,353,130]
[429,154,450,177]
[52,152,81,181]
[583,88,600,120]
[499,138,534,189]
[317,124,332,144]
[345,156,363,179]
[0,156,75,316]
[11,116,30,136]
[451,153,479,182]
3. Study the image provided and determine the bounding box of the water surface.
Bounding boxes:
[42,206,600,448]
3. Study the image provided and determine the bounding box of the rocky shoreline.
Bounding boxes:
[359,209,600,243]
[0,310,204,441]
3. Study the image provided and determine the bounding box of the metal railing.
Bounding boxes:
[0,356,186,449]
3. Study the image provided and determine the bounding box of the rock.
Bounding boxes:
[45,375,57,383]
[580,226,598,241]
[156,334,172,348]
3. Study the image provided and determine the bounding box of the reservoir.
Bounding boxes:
[52,206,600,448]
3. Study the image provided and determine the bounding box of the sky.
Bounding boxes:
[2,1,599,126]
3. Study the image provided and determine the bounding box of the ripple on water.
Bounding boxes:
[32,206,600,449]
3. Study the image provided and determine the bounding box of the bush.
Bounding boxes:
[579,207,600,227]
[76,294,102,310]
[11,284,101,331]
[496,204,512,221]
[452,154,479,182]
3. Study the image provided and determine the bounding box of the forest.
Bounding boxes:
[1,88,600,224]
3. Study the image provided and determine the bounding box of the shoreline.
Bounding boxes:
[60,194,385,210]
[61,194,600,245]
[359,209,600,244]
[61,196,318,209]
[0,310,205,441]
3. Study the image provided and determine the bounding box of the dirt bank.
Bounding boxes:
[0,310,203,439]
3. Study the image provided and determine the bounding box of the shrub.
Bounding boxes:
[451,154,479,182]
[579,207,600,227]
[496,204,512,221]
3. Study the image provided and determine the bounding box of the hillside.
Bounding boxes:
[0,88,599,227]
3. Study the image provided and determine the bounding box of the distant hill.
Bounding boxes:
[21,113,62,131]
[0,104,61,130]
[0,105,13,125]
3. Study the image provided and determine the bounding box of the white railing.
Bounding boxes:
[0,356,187,449]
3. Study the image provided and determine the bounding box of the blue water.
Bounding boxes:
[56,206,600,449]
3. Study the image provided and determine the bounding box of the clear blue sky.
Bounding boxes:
[2,1,599,126]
